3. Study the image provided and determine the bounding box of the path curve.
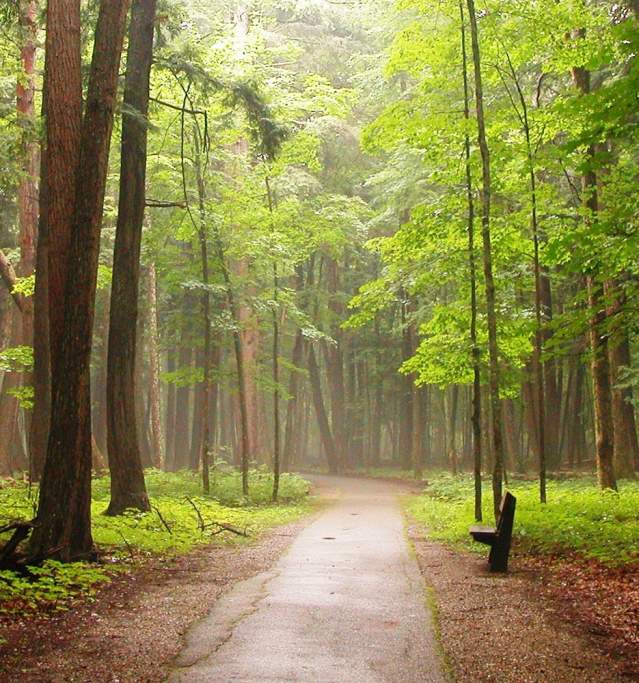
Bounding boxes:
[169,475,445,682]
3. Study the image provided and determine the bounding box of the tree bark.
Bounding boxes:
[571,41,617,490]
[172,344,192,470]
[146,263,163,468]
[283,329,304,472]
[164,347,176,470]
[30,0,131,561]
[105,0,155,515]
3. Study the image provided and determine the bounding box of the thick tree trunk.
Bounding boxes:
[31,0,130,561]
[106,0,155,515]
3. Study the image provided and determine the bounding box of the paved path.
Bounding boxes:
[169,476,445,682]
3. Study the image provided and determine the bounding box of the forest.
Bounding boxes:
[0,0,638,681]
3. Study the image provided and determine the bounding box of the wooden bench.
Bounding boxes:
[469,492,516,572]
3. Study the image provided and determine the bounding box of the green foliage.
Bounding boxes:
[407,474,639,566]
[0,561,111,614]
[0,469,312,614]
[0,345,33,373]
[12,274,34,298]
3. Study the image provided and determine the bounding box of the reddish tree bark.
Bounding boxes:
[30,0,131,561]
[106,0,156,514]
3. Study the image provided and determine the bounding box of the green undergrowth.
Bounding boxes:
[0,468,312,614]
[407,473,639,566]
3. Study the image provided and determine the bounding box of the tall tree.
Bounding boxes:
[105,0,156,515]
[571,28,617,491]
[30,0,131,560]
[465,0,504,518]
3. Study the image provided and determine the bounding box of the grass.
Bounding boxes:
[0,467,313,614]
[406,473,639,566]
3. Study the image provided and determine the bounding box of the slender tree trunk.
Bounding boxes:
[0,311,23,472]
[146,262,163,467]
[412,386,425,478]
[399,298,414,470]
[466,0,504,519]
[571,43,617,490]
[283,329,304,472]
[193,132,212,493]
[164,348,176,470]
[447,385,459,475]
[16,0,39,477]
[460,1,483,521]
[308,343,339,474]
[607,296,638,478]
[173,344,192,470]
[264,176,281,500]
[31,0,131,561]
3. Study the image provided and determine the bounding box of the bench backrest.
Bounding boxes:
[495,492,516,540]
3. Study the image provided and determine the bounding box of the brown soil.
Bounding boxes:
[410,528,639,683]
[0,519,309,683]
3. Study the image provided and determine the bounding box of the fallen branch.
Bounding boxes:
[117,531,135,560]
[152,506,173,535]
[185,497,206,533]
[205,521,249,538]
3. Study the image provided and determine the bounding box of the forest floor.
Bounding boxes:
[1,474,637,682]
[412,532,639,682]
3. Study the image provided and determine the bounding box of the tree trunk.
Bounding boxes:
[283,329,304,472]
[146,262,163,468]
[172,344,192,470]
[164,348,176,470]
[466,0,504,519]
[399,300,414,470]
[607,305,638,478]
[31,0,131,561]
[571,46,617,490]
[308,343,339,474]
[460,0,483,521]
[105,0,155,515]
[16,0,39,477]
[0,311,23,473]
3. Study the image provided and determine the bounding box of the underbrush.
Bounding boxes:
[407,473,639,566]
[0,468,312,614]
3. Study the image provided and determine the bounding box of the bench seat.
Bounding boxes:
[469,525,498,545]
[468,492,517,572]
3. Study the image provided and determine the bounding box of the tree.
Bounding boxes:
[465,0,504,517]
[105,0,157,515]
[30,0,131,561]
